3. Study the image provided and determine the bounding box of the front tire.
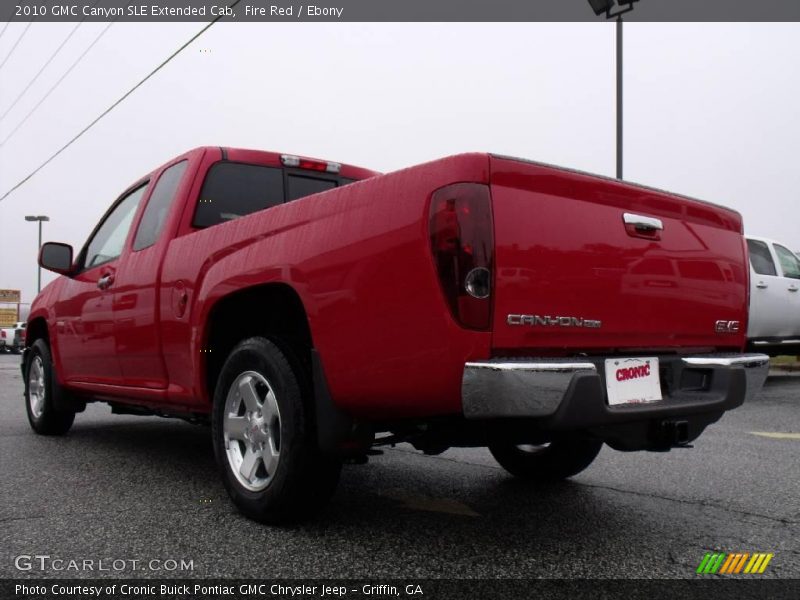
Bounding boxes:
[25,339,76,435]
[211,337,341,524]
[489,438,602,482]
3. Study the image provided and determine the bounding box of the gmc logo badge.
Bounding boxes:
[715,320,741,334]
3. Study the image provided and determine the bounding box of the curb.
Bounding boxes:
[770,359,800,372]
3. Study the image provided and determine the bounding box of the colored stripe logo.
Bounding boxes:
[696,552,774,574]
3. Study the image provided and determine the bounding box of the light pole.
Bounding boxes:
[25,215,49,293]
[587,0,639,180]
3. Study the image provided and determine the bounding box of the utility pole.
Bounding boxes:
[616,14,623,179]
[587,0,639,180]
[24,215,49,293]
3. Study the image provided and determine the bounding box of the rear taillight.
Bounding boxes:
[428,183,494,330]
[0,330,5,338]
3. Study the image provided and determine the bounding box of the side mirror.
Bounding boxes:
[39,242,74,275]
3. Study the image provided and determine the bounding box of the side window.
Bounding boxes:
[286,175,336,201]
[133,161,187,251]
[747,239,777,277]
[84,185,148,269]
[193,163,283,228]
[774,244,800,280]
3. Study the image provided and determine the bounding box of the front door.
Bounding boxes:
[55,184,149,385]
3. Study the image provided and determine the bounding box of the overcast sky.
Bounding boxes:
[0,22,798,306]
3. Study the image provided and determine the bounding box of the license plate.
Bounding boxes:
[605,357,662,406]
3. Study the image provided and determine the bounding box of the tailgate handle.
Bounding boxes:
[624,213,663,231]
[623,213,663,240]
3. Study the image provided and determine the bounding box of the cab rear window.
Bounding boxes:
[287,175,336,201]
[193,163,284,228]
[194,163,356,228]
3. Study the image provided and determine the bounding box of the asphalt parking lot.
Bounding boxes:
[1,353,798,580]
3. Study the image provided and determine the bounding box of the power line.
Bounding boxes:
[0,20,86,123]
[0,0,49,71]
[0,0,122,145]
[0,3,239,203]
[0,21,33,73]
[0,20,115,147]
[0,20,12,45]
[0,0,102,124]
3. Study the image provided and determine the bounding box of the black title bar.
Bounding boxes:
[3,579,800,600]
[3,0,800,22]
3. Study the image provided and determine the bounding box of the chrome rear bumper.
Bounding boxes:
[462,354,770,420]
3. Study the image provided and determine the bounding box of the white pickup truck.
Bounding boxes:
[746,236,800,356]
[0,321,25,354]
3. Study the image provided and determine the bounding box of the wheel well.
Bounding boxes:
[204,284,313,402]
[25,317,49,349]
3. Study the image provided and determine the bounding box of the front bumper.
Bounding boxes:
[462,354,769,434]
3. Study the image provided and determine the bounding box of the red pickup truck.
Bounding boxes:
[23,147,769,522]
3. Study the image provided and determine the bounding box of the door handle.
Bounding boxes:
[789,285,799,293]
[756,282,768,289]
[97,274,115,290]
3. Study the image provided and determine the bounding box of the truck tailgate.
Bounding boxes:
[489,156,748,354]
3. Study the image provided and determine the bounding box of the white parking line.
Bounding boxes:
[379,489,480,517]
[749,431,800,440]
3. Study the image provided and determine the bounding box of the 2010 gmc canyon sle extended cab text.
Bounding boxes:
[23,147,769,522]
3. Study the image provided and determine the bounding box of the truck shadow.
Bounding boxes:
[2,408,730,577]
[36,416,695,577]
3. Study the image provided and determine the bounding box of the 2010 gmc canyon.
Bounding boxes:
[22,147,769,522]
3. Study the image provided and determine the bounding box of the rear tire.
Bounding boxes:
[211,336,341,524]
[489,438,602,482]
[25,339,76,436]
